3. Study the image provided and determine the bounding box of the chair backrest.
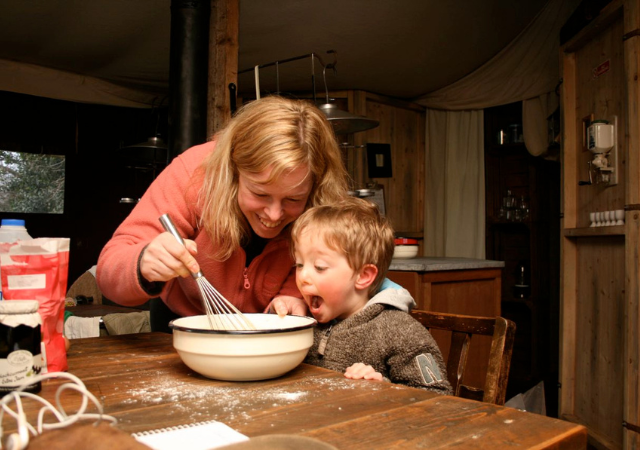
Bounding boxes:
[66,269,103,305]
[410,309,516,405]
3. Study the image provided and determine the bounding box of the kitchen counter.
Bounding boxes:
[390,257,505,272]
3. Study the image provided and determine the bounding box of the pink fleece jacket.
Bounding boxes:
[96,141,301,317]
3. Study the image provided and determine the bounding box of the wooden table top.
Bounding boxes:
[18,333,586,449]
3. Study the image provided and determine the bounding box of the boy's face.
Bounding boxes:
[294,228,367,323]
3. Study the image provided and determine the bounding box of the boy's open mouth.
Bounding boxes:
[310,296,323,312]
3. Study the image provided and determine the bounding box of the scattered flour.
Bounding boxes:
[114,369,376,423]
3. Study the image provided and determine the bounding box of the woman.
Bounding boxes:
[96,96,349,331]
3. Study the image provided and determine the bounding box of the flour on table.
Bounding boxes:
[113,370,374,422]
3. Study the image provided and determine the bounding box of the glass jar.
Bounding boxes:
[0,300,42,395]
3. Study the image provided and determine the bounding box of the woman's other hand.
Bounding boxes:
[139,232,200,282]
[266,296,308,317]
[344,363,383,381]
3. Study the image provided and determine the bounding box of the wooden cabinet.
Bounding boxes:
[559,1,640,448]
[484,103,561,411]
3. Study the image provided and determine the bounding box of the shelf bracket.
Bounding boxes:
[623,421,640,435]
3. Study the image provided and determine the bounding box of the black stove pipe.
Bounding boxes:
[168,0,211,162]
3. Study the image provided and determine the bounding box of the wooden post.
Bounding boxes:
[624,1,640,447]
[207,0,239,139]
[559,49,578,421]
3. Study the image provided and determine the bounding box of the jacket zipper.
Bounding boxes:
[318,324,333,356]
[243,267,250,289]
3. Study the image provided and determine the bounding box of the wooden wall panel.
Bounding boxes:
[624,2,640,448]
[574,12,626,226]
[560,1,640,448]
[574,237,625,448]
[351,92,425,236]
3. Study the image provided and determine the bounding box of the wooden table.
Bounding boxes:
[18,333,585,449]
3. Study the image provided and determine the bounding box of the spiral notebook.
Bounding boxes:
[132,420,249,450]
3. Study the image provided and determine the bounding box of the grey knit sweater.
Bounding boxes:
[304,286,453,395]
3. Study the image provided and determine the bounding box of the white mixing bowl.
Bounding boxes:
[170,314,316,381]
[393,245,419,258]
[393,237,419,259]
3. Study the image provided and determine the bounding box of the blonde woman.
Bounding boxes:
[97,97,349,331]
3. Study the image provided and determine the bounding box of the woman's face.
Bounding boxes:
[237,165,313,239]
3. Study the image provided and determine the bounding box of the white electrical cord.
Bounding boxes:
[0,372,117,450]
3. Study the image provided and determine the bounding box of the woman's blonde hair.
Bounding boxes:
[199,96,349,260]
[290,197,395,296]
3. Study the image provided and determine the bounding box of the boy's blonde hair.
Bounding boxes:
[291,197,395,295]
[197,96,349,260]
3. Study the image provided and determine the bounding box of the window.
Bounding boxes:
[0,150,65,214]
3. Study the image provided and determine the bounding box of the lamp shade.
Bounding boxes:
[318,103,379,135]
[124,136,167,150]
[117,136,168,169]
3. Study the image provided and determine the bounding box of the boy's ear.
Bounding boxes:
[355,264,378,290]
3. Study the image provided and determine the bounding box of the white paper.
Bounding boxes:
[133,420,249,450]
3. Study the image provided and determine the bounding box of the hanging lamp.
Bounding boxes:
[242,51,379,135]
[118,98,168,168]
[315,53,378,135]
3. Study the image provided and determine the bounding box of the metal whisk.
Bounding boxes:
[159,214,256,331]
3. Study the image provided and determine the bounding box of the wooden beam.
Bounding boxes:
[207,0,239,139]
[559,47,578,421]
[624,1,640,447]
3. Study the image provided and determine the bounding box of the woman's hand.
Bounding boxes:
[139,232,200,282]
[344,363,383,381]
[266,296,309,317]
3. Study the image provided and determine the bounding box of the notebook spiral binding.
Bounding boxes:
[131,417,249,450]
[132,419,219,437]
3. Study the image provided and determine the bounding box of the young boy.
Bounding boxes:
[290,197,452,394]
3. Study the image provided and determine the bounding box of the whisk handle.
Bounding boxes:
[159,213,203,279]
[159,213,185,245]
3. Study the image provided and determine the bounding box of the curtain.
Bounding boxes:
[425,109,485,259]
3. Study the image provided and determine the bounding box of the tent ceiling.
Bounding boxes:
[0,0,548,102]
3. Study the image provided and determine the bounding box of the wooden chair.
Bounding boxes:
[410,309,516,405]
[66,268,103,305]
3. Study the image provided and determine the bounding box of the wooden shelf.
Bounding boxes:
[563,225,624,237]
